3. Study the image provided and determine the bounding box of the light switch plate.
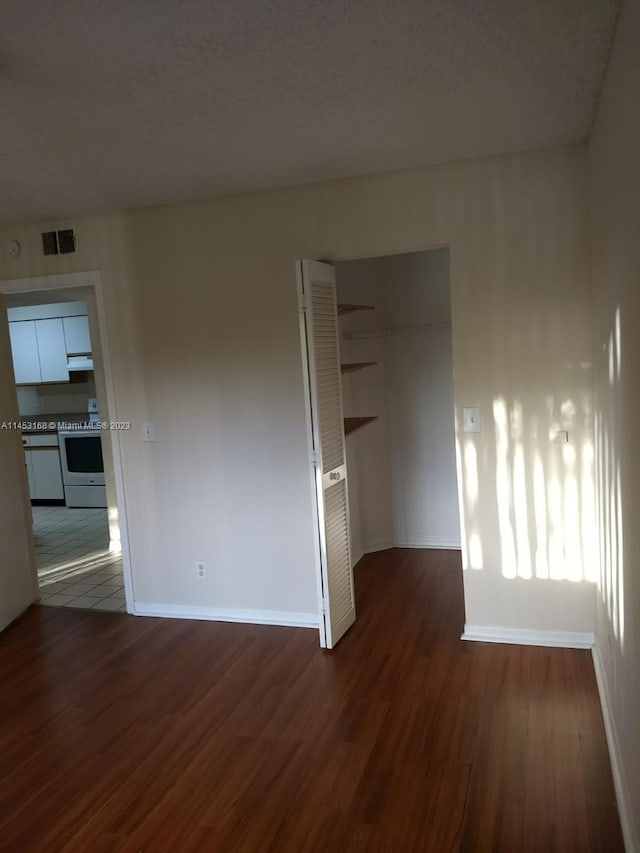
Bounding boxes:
[463,407,481,433]
[142,420,156,442]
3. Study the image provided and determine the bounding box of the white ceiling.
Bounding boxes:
[0,0,619,225]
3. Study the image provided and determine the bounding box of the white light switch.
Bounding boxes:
[142,421,156,442]
[463,407,481,433]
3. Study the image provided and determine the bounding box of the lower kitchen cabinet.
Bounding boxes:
[23,435,64,500]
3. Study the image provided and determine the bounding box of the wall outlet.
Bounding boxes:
[195,560,207,579]
[33,398,44,410]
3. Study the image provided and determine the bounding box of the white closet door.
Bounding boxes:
[298,259,355,649]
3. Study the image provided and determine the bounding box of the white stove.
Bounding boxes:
[58,397,106,507]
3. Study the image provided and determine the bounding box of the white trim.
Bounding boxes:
[592,643,639,853]
[461,625,595,649]
[0,272,97,293]
[393,536,461,550]
[361,537,461,553]
[133,602,319,629]
[0,270,135,615]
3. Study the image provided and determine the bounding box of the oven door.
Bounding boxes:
[58,431,106,486]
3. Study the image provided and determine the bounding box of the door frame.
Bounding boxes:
[0,270,134,612]
[296,241,461,648]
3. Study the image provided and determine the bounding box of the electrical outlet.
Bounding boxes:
[70,394,78,405]
[33,398,44,410]
[195,561,207,579]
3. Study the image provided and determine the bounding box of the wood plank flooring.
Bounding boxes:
[0,549,623,851]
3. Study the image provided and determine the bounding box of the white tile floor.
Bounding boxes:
[33,506,126,613]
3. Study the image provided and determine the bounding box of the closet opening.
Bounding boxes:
[298,247,463,648]
[335,247,461,568]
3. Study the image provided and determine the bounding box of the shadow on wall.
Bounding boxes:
[595,306,624,650]
[457,381,598,589]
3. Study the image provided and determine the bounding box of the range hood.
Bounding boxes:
[67,355,94,372]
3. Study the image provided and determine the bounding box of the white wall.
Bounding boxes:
[0,302,38,631]
[0,144,594,637]
[337,248,460,558]
[589,0,640,848]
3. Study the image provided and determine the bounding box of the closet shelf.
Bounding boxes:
[344,416,378,437]
[337,303,375,316]
[340,361,377,375]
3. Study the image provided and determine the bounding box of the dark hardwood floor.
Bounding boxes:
[0,549,623,852]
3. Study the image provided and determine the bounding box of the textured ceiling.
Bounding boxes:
[0,0,619,225]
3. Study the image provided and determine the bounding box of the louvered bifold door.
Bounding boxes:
[298,259,355,649]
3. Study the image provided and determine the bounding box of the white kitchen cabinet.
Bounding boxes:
[9,322,41,384]
[63,315,91,354]
[8,318,69,384]
[23,435,64,500]
[35,319,69,382]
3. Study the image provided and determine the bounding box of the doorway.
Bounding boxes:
[299,247,462,648]
[335,247,460,564]
[0,271,133,614]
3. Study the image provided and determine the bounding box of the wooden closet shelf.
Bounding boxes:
[340,361,377,374]
[337,303,375,316]
[344,416,378,436]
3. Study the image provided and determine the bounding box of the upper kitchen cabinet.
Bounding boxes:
[9,322,41,384]
[63,315,91,355]
[9,318,69,384]
[37,319,70,382]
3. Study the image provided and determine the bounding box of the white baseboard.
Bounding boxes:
[393,536,461,550]
[461,624,595,649]
[133,602,319,629]
[592,644,639,853]
[361,537,461,553]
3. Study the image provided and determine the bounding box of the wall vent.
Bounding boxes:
[41,228,76,256]
[42,231,58,255]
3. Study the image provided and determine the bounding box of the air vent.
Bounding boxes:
[41,228,76,256]
[42,231,58,255]
[57,229,76,254]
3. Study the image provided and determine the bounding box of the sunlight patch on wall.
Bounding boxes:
[547,461,566,580]
[493,398,517,579]
[463,440,479,507]
[561,443,582,582]
[468,532,484,569]
[595,307,625,650]
[581,442,596,583]
[455,427,470,570]
[488,393,595,584]
[615,306,621,381]
[456,423,484,571]
[533,453,549,579]
[513,443,532,579]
